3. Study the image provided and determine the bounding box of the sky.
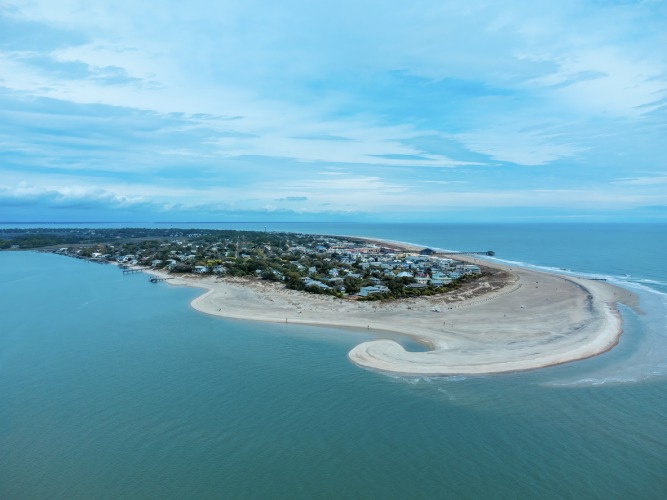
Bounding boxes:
[1,0,666,223]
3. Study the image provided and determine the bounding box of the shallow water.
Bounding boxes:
[1,223,666,498]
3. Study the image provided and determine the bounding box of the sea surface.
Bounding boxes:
[1,223,666,499]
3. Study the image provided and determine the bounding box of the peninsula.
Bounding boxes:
[2,227,635,375]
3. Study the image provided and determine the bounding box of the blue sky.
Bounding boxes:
[1,0,666,222]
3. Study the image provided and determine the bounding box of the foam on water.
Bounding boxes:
[543,286,667,387]
[470,252,667,386]
[390,374,469,384]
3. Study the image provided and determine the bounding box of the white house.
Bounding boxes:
[463,265,481,275]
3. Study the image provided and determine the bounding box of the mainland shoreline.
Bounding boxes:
[138,235,636,376]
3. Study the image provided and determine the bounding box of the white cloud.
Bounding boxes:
[1,0,665,220]
[613,175,667,186]
[450,126,583,166]
[0,182,148,209]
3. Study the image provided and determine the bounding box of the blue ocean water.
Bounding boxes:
[1,223,666,499]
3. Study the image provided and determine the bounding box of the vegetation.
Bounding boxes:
[1,227,485,301]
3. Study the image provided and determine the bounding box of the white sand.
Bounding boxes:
[141,255,634,376]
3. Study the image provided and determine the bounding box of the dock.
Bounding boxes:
[122,269,143,275]
[433,250,495,257]
[150,277,172,283]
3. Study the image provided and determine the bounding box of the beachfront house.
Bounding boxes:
[194,265,208,274]
[302,278,331,291]
[430,279,451,287]
[463,265,481,275]
[359,285,389,297]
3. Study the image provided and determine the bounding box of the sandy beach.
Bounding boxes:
[142,246,635,376]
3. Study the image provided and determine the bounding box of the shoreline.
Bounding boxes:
[137,236,636,376]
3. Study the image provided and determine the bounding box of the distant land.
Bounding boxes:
[0,227,493,301]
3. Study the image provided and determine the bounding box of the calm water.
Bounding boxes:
[1,224,666,499]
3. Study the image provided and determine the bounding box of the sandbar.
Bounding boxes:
[142,244,635,376]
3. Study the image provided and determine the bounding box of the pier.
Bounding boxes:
[432,250,495,257]
[122,269,143,275]
[150,277,173,283]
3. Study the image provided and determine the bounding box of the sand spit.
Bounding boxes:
[141,251,634,376]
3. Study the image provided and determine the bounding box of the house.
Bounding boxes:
[213,265,227,274]
[415,276,430,285]
[463,265,481,275]
[430,279,451,287]
[303,278,331,291]
[194,265,208,274]
[359,285,389,297]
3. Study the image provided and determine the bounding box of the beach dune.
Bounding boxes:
[147,252,634,376]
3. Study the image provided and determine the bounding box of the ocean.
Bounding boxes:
[1,223,666,499]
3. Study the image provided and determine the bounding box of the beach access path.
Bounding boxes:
[142,247,635,376]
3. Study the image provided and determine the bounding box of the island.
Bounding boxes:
[1,227,635,375]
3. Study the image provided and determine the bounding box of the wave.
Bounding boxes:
[544,286,667,387]
[359,234,667,387]
[386,373,468,384]
[482,255,667,296]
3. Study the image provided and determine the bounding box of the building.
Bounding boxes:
[359,285,389,297]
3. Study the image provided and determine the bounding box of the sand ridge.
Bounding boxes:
[142,250,635,376]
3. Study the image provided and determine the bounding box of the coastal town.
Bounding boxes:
[0,226,632,378]
[0,228,489,300]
